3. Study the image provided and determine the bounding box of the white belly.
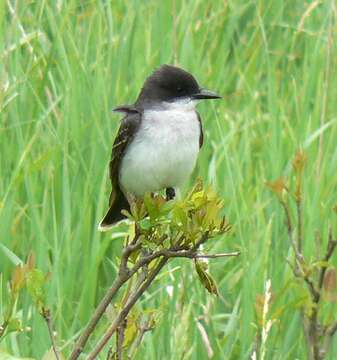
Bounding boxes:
[119,108,200,197]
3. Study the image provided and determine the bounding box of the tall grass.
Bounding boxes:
[1,0,336,358]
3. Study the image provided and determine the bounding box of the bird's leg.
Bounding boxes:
[165,187,176,201]
[126,192,137,209]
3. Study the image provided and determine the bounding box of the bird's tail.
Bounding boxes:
[98,188,130,231]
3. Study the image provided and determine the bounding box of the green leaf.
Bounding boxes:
[11,264,26,293]
[124,317,138,348]
[25,269,46,312]
[139,217,152,231]
[195,260,219,296]
[6,318,22,334]
[172,204,188,227]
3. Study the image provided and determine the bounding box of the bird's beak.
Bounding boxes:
[192,88,221,100]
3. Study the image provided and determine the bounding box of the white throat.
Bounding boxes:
[157,98,199,111]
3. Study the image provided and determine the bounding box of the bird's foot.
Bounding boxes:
[166,187,176,201]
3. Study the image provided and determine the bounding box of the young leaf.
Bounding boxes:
[195,260,219,296]
[26,269,47,312]
[124,317,138,348]
[11,265,26,293]
[292,149,307,173]
[6,318,22,334]
[266,178,287,198]
[323,267,337,302]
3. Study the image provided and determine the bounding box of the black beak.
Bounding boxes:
[192,88,221,100]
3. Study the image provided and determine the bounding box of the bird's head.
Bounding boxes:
[136,64,221,108]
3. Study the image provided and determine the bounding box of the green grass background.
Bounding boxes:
[1,0,337,358]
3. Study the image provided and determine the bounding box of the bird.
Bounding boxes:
[99,64,221,231]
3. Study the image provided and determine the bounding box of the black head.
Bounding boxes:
[136,64,220,107]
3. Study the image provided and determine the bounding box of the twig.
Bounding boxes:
[280,199,303,262]
[183,251,240,259]
[296,196,303,253]
[280,199,293,241]
[322,320,337,360]
[87,257,168,360]
[70,225,236,359]
[69,240,143,360]
[70,236,238,359]
[42,307,60,360]
[128,316,154,358]
[69,273,127,360]
[106,346,114,360]
[318,228,337,292]
[326,321,337,337]
[116,318,127,360]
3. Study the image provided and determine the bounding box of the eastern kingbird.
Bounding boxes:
[99,64,220,231]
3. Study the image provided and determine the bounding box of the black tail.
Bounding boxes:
[98,189,130,231]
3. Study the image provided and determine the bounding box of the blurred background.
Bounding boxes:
[1,0,337,359]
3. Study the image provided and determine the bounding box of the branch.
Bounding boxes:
[280,199,303,263]
[42,307,60,360]
[318,229,337,291]
[128,316,154,358]
[69,229,237,359]
[87,257,168,360]
[296,196,303,253]
[86,246,238,358]
[69,240,143,360]
[68,273,127,360]
[280,199,293,242]
[178,251,240,259]
[326,321,337,337]
[116,318,127,360]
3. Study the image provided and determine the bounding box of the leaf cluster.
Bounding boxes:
[0,254,49,341]
[122,179,231,294]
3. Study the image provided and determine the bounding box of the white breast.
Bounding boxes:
[119,106,200,197]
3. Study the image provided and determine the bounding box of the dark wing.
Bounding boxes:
[197,112,203,148]
[108,109,142,205]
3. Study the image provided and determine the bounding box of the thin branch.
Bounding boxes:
[42,307,60,360]
[69,230,237,359]
[69,239,143,360]
[87,257,168,360]
[318,228,337,291]
[296,196,303,253]
[106,346,114,360]
[69,274,127,360]
[116,318,127,360]
[194,251,240,259]
[128,316,154,358]
[119,242,142,276]
[280,199,303,263]
[326,321,337,337]
[158,249,240,259]
[280,199,293,241]
[288,257,319,302]
[323,312,337,359]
